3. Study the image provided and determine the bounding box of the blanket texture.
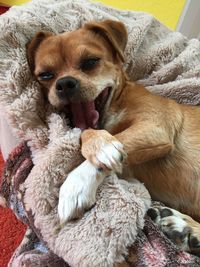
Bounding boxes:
[2,143,200,267]
[0,0,200,266]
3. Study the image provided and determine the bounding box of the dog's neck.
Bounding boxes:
[100,69,130,131]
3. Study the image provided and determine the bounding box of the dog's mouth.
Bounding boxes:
[67,87,111,130]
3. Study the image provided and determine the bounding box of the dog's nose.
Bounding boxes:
[56,76,80,99]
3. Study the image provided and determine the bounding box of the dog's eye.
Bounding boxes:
[80,58,100,71]
[38,72,54,81]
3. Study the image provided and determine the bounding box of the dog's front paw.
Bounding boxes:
[148,206,200,255]
[81,129,126,173]
[58,160,105,224]
[96,141,125,173]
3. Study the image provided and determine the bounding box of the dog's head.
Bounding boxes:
[26,20,128,130]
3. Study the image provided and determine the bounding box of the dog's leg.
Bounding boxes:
[81,126,173,168]
[114,125,173,165]
[58,160,110,223]
[148,205,200,256]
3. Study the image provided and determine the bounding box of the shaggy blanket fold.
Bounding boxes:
[1,0,200,266]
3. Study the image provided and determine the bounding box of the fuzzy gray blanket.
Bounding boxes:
[0,0,200,266]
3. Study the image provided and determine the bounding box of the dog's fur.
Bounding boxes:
[27,20,200,254]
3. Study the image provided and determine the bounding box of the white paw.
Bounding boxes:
[97,141,125,173]
[58,160,105,223]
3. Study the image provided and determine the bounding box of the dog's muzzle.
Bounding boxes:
[56,76,111,130]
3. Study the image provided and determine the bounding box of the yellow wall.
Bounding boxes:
[0,0,186,30]
[93,0,186,30]
[0,0,30,5]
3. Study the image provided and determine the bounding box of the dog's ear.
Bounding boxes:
[26,32,53,73]
[84,20,127,62]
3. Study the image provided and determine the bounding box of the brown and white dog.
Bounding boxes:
[27,20,200,255]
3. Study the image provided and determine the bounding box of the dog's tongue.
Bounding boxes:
[70,101,99,130]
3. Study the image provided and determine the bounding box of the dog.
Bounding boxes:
[27,20,200,255]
